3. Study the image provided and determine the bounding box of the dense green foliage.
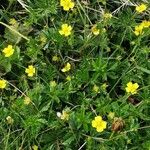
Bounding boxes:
[0,0,150,149]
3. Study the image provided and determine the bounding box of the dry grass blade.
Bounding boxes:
[16,0,30,12]
[112,0,137,14]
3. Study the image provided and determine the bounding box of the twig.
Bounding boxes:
[0,22,29,41]
[78,142,86,150]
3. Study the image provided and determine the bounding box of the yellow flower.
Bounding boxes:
[40,34,47,45]
[101,83,108,91]
[6,116,14,124]
[134,25,143,36]
[24,97,31,105]
[50,80,57,87]
[9,18,17,25]
[141,20,150,28]
[25,65,36,77]
[59,24,72,37]
[60,110,69,120]
[61,63,71,72]
[0,79,7,89]
[92,116,107,132]
[32,145,38,150]
[136,3,147,13]
[91,25,100,36]
[52,55,60,62]
[125,82,139,95]
[60,0,75,11]
[66,75,71,81]
[93,85,99,93]
[2,45,14,57]
[103,13,112,19]
[108,112,115,119]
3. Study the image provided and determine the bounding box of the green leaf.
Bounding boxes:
[40,102,51,112]
[136,66,150,74]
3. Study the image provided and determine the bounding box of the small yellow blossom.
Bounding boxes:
[32,145,38,150]
[6,116,14,124]
[108,112,115,119]
[61,63,71,72]
[57,110,69,120]
[24,97,31,105]
[91,25,100,36]
[134,25,143,36]
[141,20,150,28]
[93,85,100,93]
[61,110,69,120]
[50,80,57,87]
[52,55,60,62]
[25,65,36,77]
[66,75,71,81]
[0,79,7,89]
[2,45,14,57]
[134,20,150,36]
[101,83,108,91]
[103,13,112,19]
[136,3,147,13]
[60,0,75,11]
[125,82,139,95]
[40,34,47,45]
[92,116,107,132]
[59,24,72,37]
[9,18,17,25]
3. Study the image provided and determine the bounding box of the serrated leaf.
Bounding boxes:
[40,102,51,112]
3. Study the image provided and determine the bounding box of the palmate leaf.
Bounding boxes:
[24,115,47,138]
[0,55,12,73]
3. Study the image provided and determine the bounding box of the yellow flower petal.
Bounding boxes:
[96,127,104,132]
[101,120,107,128]
[125,82,139,95]
[60,110,69,120]
[50,81,57,87]
[2,45,14,57]
[59,24,72,37]
[60,0,75,11]
[136,4,147,13]
[0,79,7,89]
[25,65,35,77]
[95,116,102,121]
[70,2,75,9]
[24,97,31,105]
[133,83,139,89]
[92,115,107,132]
[91,25,100,36]
[32,145,38,150]
[61,63,71,72]
[92,120,97,128]
[127,82,132,87]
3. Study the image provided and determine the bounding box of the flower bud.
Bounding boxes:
[112,117,124,132]
[6,116,14,124]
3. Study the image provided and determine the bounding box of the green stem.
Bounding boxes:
[109,131,115,139]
